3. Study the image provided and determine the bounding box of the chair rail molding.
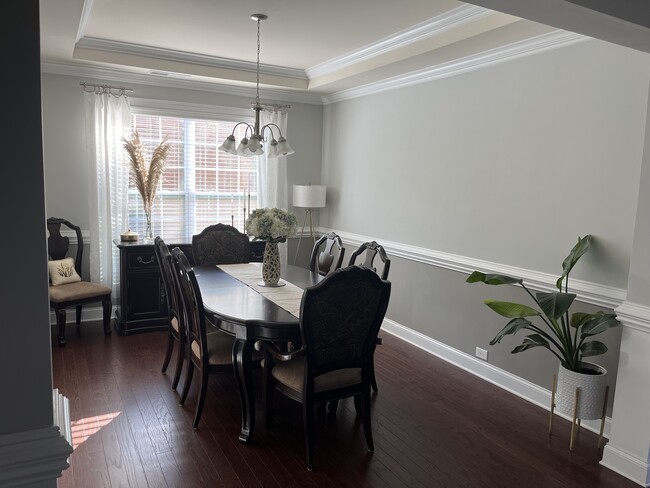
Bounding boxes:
[0,391,72,486]
[324,227,626,310]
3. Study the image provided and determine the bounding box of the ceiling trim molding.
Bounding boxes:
[323,30,587,104]
[75,37,308,80]
[41,62,325,105]
[306,4,495,79]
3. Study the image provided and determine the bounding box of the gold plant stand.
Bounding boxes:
[548,373,609,451]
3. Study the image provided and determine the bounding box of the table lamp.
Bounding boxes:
[293,184,326,264]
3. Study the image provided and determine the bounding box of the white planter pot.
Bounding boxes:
[555,362,608,420]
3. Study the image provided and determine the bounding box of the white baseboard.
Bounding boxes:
[381,318,611,438]
[50,305,116,325]
[601,444,650,487]
[0,391,73,486]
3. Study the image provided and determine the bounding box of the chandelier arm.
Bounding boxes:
[260,123,283,141]
[230,121,255,136]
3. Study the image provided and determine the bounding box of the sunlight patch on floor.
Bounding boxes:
[70,411,121,449]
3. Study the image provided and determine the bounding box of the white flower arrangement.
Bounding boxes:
[246,207,298,243]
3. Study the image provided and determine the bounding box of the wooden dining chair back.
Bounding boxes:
[170,247,235,428]
[192,223,250,266]
[259,266,391,470]
[348,240,391,392]
[309,231,345,276]
[47,217,112,345]
[348,241,391,280]
[154,237,185,390]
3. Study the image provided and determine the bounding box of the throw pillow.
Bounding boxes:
[48,257,82,286]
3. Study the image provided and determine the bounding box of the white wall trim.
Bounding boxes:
[0,424,72,487]
[41,62,324,106]
[601,444,650,487]
[614,301,650,334]
[381,318,611,437]
[324,227,627,310]
[307,5,495,79]
[323,30,587,104]
[49,305,116,325]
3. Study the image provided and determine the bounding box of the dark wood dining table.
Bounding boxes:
[193,263,322,444]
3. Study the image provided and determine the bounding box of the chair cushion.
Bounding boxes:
[171,316,179,332]
[49,281,111,303]
[191,331,234,366]
[48,258,81,286]
[271,356,362,394]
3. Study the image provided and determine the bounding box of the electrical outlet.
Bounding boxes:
[475,347,488,361]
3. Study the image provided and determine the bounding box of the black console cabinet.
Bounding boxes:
[113,239,265,335]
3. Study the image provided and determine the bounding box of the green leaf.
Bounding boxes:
[580,340,608,357]
[581,313,620,337]
[484,300,539,318]
[556,235,592,290]
[466,271,522,285]
[536,292,576,320]
[489,318,533,345]
[570,312,594,328]
[512,334,550,353]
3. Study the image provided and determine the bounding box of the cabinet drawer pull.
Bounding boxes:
[137,256,156,265]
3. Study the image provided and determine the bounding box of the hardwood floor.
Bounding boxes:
[52,322,636,488]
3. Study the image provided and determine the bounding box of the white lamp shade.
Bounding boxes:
[293,184,326,208]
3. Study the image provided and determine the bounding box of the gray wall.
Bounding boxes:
[321,39,650,404]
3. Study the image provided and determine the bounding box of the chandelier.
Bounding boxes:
[218,14,294,159]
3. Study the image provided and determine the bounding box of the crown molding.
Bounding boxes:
[76,36,308,80]
[307,4,494,79]
[41,62,325,105]
[323,30,587,104]
[323,227,626,310]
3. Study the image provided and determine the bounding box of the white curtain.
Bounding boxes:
[84,90,131,298]
[258,108,290,264]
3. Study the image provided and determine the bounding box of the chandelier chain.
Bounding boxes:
[256,18,261,106]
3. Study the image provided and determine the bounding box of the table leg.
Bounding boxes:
[233,337,255,444]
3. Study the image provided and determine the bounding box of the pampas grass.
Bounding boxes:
[123,131,169,215]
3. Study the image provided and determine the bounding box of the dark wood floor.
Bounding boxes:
[52,322,636,488]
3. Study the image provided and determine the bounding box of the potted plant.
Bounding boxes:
[246,207,298,286]
[466,235,620,424]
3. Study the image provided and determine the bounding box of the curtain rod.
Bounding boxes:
[80,82,134,96]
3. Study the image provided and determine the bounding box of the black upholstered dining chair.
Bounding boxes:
[47,217,112,345]
[309,231,345,276]
[257,266,391,470]
[154,237,185,391]
[170,247,236,429]
[191,223,250,266]
[348,240,392,392]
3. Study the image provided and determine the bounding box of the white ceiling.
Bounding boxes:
[39,0,650,98]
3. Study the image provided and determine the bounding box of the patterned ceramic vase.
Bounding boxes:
[262,241,281,285]
[555,362,608,420]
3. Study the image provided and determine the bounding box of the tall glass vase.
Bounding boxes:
[262,241,281,286]
[143,207,153,240]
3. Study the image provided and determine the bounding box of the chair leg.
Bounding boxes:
[161,332,175,374]
[303,400,315,470]
[179,360,194,406]
[75,304,82,327]
[361,386,375,452]
[171,337,185,391]
[193,368,209,429]
[353,395,361,416]
[370,363,379,393]
[56,308,67,346]
[265,374,274,429]
[101,296,112,335]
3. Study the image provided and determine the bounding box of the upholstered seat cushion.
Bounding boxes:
[171,316,179,332]
[271,356,362,394]
[191,331,235,366]
[49,281,111,303]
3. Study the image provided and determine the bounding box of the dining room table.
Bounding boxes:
[193,262,323,444]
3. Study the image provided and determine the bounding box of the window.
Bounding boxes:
[129,113,257,240]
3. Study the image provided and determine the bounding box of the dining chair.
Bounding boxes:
[348,240,392,392]
[309,231,345,276]
[171,247,236,428]
[256,265,391,470]
[154,237,185,391]
[47,217,112,345]
[191,223,250,266]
